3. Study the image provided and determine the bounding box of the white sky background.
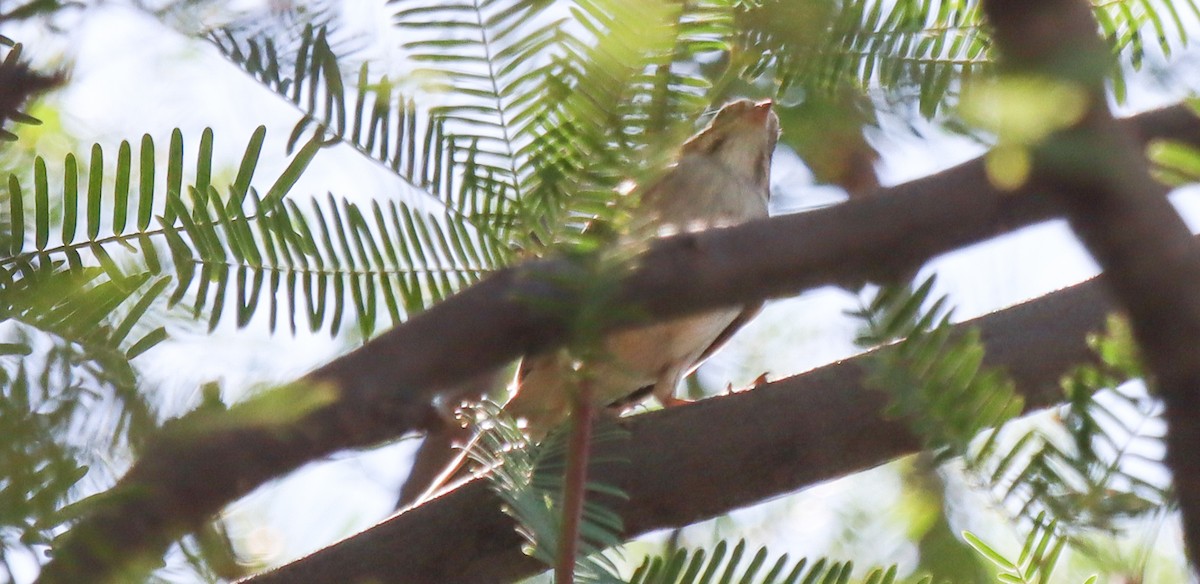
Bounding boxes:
[6,0,1200,581]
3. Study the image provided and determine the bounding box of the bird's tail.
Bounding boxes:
[395,370,502,509]
[396,421,476,509]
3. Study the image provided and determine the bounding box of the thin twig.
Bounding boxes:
[556,379,595,584]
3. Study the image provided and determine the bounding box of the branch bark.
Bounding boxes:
[38,105,1200,584]
[982,0,1200,569]
[245,274,1117,583]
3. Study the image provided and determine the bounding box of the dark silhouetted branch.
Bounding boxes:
[983,0,1200,570]
[245,275,1116,583]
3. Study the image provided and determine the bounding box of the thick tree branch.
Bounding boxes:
[246,274,1117,583]
[38,105,1200,584]
[983,0,1200,568]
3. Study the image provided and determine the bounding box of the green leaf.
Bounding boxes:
[127,326,168,359]
[87,143,103,240]
[111,276,170,345]
[62,153,78,245]
[236,266,263,327]
[113,140,131,235]
[263,130,323,207]
[8,174,25,255]
[196,127,213,205]
[233,125,267,202]
[34,156,48,250]
[962,531,1016,570]
[164,128,184,225]
[138,134,155,230]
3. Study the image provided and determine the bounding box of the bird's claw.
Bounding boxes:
[659,395,694,408]
[724,372,770,395]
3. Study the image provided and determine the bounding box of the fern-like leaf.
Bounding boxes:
[964,513,1069,584]
[740,0,1199,118]
[852,277,1025,460]
[855,277,1167,572]
[984,316,1166,535]
[630,540,900,584]
[211,23,514,270]
[394,0,745,250]
[1,126,485,337]
[466,402,628,583]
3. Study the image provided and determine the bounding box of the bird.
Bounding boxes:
[398,98,780,506]
[504,98,780,434]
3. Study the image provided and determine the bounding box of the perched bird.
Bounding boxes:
[504,99,780,434]
[398,99,780,506]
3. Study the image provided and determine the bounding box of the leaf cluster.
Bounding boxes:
[854,278,1166,579]
[964,514,1073,584]
[467,402,629,583]
[852,277,1025,460]
[630,540,903,584]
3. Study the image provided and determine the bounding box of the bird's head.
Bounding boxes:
[682,99,781,188]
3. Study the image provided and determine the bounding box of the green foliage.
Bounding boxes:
[10,0,1195,349]
[0,124,497,339]
[740,0,1200,118]
[0,359,89,563]
[199,0,1200,336]
[737,0,985,118]
[467,403,628,583]
[0,323,159,579]
[210,23,424,173]
[1149,101,1200,184]
[852,277,1025,461]
[854,279,1166,578]
[629,540,903,584]
[390,0,743,249]
[472,403,916,583]
[1094,0,1200,101]
[964,514,1070,584]
[984,316,1166,536]
[210,19,524,254]
[212,19,516,267]
[211,20,518,321]
[0,0,77,23]
[1149,138,1200,185]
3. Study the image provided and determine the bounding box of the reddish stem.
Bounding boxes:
[555,380,595,584]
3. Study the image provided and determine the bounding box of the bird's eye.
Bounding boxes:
[707,135,727,152]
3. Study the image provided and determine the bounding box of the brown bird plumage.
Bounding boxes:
[505,99,780,435]
[398,99,780,506]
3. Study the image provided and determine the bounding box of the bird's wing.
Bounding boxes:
[687,302,762,373]
[605,302,762,410]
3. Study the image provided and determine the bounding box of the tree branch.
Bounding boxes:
[245,273,1117,583]
[38,105,1200,584]
[982,0,1200,569]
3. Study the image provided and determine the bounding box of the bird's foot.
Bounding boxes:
[724,372,770,394]
[659,395,694,408]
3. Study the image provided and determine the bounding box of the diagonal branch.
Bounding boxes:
[37,104,1200,584]
[982,0,1200,569]
[245,272,1118,583]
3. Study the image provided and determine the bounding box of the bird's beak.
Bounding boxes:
[749,99,774,122]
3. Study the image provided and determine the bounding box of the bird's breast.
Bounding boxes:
[506,307,743,432]
[636,156,769,235]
